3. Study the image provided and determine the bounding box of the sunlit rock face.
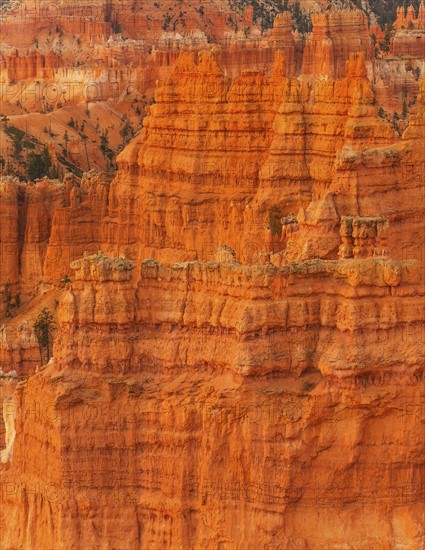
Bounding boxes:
[302,8,375,79]
[102,52,423,267]
[0,4,424,549]
[0,248,424,549]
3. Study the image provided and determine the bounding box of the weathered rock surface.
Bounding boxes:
[0,5,424,549]
[2,3,419,178]
[1,251,424,549]
[103,51,423,266]
[390,3,425,58]
[0,176,69,289]
[302,9,374,79]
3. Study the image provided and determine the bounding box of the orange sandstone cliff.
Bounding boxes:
[0,8,424,550]
[100,51,421,267]
[1,248,424,548]
[2,4,415,180]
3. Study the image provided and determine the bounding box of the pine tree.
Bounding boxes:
[33,308,56,364]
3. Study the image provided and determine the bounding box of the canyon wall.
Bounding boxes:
[1,52,424,300]
[0,177,69,289]
[391,3,425,59]
[0,249,423,549]
[0,5,424,549]
[102,52,423,266]
[1,52,423,372]
[2,3,421,181]
[302,9,374,79]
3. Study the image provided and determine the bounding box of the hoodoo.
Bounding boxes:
[0,1,424,549]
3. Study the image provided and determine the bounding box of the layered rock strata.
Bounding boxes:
[0,18,424,549]
[2,53,424,287]
[0,177,69,289]
[302,9,374,79]
[103,51,423,266]
[0,251,423,548]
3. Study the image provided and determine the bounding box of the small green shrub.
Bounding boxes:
[33,308,56,364]
[268,206,283,236]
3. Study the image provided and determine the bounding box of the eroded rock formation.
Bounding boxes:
[103,51,421,267]
[0,6,424,549]
[1,247,424,548]
[302,9,374,79]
